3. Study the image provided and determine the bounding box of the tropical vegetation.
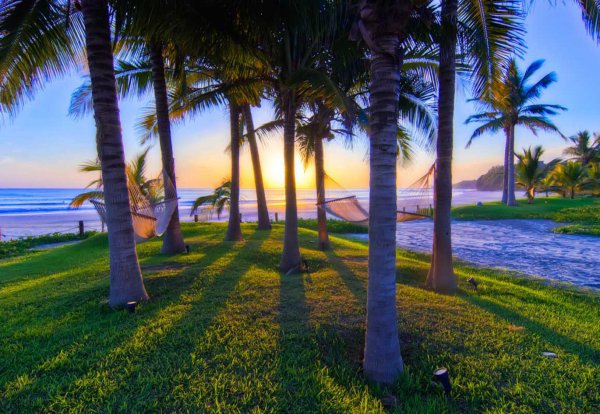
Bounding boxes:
[466,59,565,206]
[69,148,163,209]
[190,180,232,221]
[2,0,600,398]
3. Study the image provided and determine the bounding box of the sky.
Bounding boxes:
[1,3,599,189]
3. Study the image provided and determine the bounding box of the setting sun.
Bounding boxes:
[263,154,314,189]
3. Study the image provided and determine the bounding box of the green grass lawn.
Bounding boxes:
[453,197,600,236]
[1,223,598,413]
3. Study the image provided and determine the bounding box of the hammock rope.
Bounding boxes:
[318,164,434,227]
[90,170,179,243]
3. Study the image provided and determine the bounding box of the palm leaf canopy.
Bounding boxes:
[0,0,85,119]
[466,59,566,146]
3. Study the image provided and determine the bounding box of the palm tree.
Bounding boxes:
[148,42,186,253]
[515,146,559,203]
[0,0,148,305]
[225,101,243,241]
[80,0,147,306]
[241,105,271,230]
[426,0,524,292]
[352,0,436,385]
[69,148,163,208]
[563,131,600,166]
[585,162,600,195]
[466,59,565,206]
[551,161,587,199]
[190,180,231,220]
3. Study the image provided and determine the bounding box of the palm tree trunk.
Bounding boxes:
[81,0,148,307]
[426,0,457,294]
[314,133,330,250]
[242,105,271,230]
[225,102,243,241]
[279,91,302,272]
[149,42,185,254]
[502,133,509,204]
[363,34,404,385]
[506,124,518,206]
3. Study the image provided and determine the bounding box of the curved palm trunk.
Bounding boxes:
[426,0,457,294]
[506,125,518,206]
[242,105,271,230]
[502,134,509,203]
[81,0,148,306]
[363,34,404,384]
[149,43,185,254]
[225,102,243,241]
[279,91,302,272]
[314,133,330,250]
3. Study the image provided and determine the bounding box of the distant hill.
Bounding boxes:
[476,165,504,191]
[455,180,477,189]
[453,165,504,191]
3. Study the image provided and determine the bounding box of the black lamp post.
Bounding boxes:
[433,367,452,397]
[126,301,137,314]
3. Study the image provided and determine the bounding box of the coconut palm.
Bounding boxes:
[295,53,439,251]
[352,0,439,385]
[426,0,525,293]
[563,131,600,166]
[69,148,163,208]
[551,161,587,199]
[466,59,565,206]
[80,0,148,305]
[515,145,559,203]
[70,43,188,254]
[1,0,148,306]
[190,180,232,220]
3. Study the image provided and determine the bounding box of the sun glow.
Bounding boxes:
[263,154,314,189]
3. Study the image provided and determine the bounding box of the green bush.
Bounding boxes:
[0,232,96,259]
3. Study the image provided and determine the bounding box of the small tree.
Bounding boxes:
[551,161,586,199]
[515,146,559,203]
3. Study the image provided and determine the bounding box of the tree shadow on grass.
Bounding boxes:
[42,229,272,412]
[324,248,366,305]
[276,271,341,411]
[463,294,599,366]
[0,231,242,411]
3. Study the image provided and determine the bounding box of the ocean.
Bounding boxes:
[0,188,502,239]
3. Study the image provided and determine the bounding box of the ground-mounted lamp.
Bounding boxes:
[126,301,137,314]
[303,259,310,275]
[468,277,478,290]
[185,245,190,254]
[433,367,452,397]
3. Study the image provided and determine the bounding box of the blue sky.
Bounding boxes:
[0,2,599,189]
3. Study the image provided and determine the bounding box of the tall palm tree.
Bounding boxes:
[551,161,587,199]
[426,0,524,292]
[242,105,271,230]
[70,43,188,254]
[563,131,600,166]
[515,145,559,203]
[352,0,435,385]
[466,59,565,206]
[148,42,186,253]
[0,0,148,305]
[225,101,244,241]
[80,0,147,306]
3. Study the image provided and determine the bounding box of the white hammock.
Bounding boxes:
[90,171,179,243]
[318,164,434,227]
[319,195,431,227]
